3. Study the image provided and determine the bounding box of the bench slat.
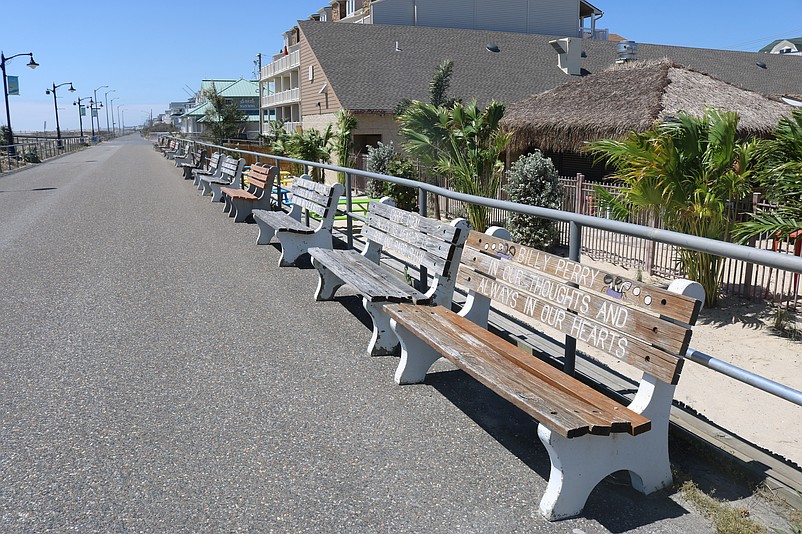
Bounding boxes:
[368,201,459,242]
[255,210,315,235]
[457,265,683,384]
[365,211,457,261]
[466,232,701,326]
[362,224,453,277]
[310,249,429,303]
[459,250,692,352]
[387,304,651,437]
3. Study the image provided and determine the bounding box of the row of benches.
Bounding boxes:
[158,141,704,521]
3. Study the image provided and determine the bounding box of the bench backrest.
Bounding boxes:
[220,156,245,184]
[206,152,221,172]
[243,163,278,193]
[288,176,343,220]
[458,230,702,385]
[363,201,469,282]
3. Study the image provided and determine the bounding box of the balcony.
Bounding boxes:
[262,45,301,79]
[580,27,609,40]
[262,87,300,108]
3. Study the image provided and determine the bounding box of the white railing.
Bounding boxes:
[262,48,301,79]
[262,88,300,108]
[580,27,609,40]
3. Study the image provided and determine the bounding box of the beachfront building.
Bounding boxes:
[259,0,608,137]
[180,79,261,140]
[760,37,802,56]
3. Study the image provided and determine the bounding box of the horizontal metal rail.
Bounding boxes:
[171,138,802,406]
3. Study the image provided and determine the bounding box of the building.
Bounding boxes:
[760,37,802,56]
[259,0,609,137]
[181,79,261,139]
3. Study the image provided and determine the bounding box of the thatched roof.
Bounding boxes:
[502,59,794,153]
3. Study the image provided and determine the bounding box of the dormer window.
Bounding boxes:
[347,0,356,16]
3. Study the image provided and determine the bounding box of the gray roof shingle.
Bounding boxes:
[298,20,802,112]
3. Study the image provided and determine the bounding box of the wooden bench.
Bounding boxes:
[252,176,344,266]
[385,228,704,520]
[308,200,470,356]
[175,145,204,171]
[163,140,184,159]
[219,163,279,222]
[199,156,245,202]
[192,152,222,189]
[158,139,177,157]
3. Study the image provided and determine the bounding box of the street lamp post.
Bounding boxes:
[1,51,39,153]
[93,85,108,138]
[104,89,115,134]
[46,82,76,148]
[109,98,119,136]
[117,105,123,136]
[73,96,92,137]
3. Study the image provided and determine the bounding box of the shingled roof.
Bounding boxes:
[502,59,793,153]
[298,20,802,113]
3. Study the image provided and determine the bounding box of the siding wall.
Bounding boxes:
[299,31,342,118]
[371,0,580,36]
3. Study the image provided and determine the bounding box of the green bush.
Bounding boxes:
[385,158,418,212]
[505,151,562,250]
[366,142,396,198]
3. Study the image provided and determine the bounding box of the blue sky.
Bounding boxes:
[2,0,801,132]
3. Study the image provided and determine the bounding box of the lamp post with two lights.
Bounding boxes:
[46,82,76,148]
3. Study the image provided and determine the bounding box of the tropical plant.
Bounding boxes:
[505,151,563,250]
[734,108,802,243]
[397,99,511,231]
[366,141,396,198]
[385,157,419,212]
[589,108,757,307]
[334,109,358,185]
[202,85,246,145]
[285,125,333,182]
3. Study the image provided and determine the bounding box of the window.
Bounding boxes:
[346,0,356,16]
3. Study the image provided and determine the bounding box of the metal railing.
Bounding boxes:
[167,137,802,409]
[1,136,92,173]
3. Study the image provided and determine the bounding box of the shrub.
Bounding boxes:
[385,157,418,212]
[366,142,396,198]
[505,151,562,250]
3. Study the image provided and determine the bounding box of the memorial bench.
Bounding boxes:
[219,163,279,222]
[252,176,344,266]
[199,156,245,202]
[163,140,184,160]
[192,152,222,188]
[308,200,469,356]
[385,228,704,520]
[158,139,178,157]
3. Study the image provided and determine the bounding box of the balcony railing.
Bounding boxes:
[580,27,609,40]
[262,87,300,108]
[262,46,301,79]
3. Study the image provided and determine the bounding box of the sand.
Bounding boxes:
[582,258,802,468]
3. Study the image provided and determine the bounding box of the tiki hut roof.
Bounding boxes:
[502,59,794,153]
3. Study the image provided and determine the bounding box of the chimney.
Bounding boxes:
[549,38,582,76]
[616,41,638,63]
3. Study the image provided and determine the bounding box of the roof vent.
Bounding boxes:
[756,61,767,69]
[616,40,638,63]
[549,38,581,75]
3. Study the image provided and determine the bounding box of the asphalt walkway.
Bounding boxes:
[0,136,722,532]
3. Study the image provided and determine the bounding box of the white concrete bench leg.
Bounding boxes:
[391,319,441,384]
[362,299,399,356]
[312,259,345,301]
[536,372,676,521]
[276,230,332,267]
[255,217,278,245]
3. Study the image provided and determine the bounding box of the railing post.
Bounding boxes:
[564,220,582,376]
[743,192,761,299]
[574,173,584,214]
[418,186,429,292]
[346,172,354,249]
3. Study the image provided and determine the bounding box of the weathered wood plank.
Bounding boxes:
[364,212,456,260]
[465,232,701,325]
[387,304,650,437]
[456,267,684,384]
[362,225,453,277]
[459,253,692,350]
[310,249,429,302]
[368,201,459,241]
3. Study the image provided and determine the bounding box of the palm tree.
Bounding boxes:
[286,125,333,183]
[202,85,245,145]
[334,109,358,185]
[589,108,756,307]
[735,108,802,242]
[398,99,511,231]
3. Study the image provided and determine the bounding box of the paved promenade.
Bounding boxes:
[0,136,720,532]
